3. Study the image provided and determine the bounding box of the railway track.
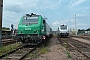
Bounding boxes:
[0,35,52,60]
[0,45,37,60]
[58,36,90,60]
[0,45,25,59]
[71,38,90,49]
[2,35,17,46]
[2,39,16,46]
[72,35,90,41]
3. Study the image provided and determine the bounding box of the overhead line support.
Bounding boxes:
[0,0,3,47]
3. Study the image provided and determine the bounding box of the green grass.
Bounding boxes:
[40,46,50,54]
[27,49,40,58]
[26,37,51,58]
[63,43,67,48]
[29,53,39,58]
[27,47,50,58]
[39,37,51,54]
[66,51,72,58]
[0,43,21,56]
[63,42,72,59]
[16,49,22,53]
[57,47,61,50]
[45,39,51,47]
[46,56,49,60]
[4,54,9,59]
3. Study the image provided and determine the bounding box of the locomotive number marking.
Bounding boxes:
[25,28,31,30]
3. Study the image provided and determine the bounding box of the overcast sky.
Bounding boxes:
[3,0,90,30]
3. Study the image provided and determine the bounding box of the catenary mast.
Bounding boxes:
[0,0,3,47]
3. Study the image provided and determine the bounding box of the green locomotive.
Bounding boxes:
[17,13,52,45]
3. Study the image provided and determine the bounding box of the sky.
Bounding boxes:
[2,0,90,31]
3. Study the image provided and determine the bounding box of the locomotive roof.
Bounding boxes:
[60,24,67,26]
[25,13,41,17]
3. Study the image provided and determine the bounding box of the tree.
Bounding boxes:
[86,28,90,31]
[2,27,10,30]
[78,29,85,31]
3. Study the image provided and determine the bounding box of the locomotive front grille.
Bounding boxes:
[60,33,69,36]
[23,30,34,34]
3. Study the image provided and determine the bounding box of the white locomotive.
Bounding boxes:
[57,24,69,37]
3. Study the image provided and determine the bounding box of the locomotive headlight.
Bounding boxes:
[43,36,46,40]
[21,31,22,33]
[36,30,38,32]
[19,30,22,33]
[60,32,62,33]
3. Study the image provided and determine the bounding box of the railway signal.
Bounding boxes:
[11,24,14,35]
[0,0,3,47]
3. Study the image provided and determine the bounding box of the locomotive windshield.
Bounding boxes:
[22,16,38,24]
[60,25,67,29]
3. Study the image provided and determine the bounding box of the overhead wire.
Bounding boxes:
[4,15,19,22]
[6,8,18,13]
[62,0,75,20]
[33,0,46,18]
[3,14,20,29]
[3,8,20,24]
[3,8,20,22]
[3,15,19,25]
[3,0,46,27]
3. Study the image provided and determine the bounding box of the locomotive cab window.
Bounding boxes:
[22,16,38,24]
[60,25,67,30]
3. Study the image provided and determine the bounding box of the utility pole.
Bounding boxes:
[0,0,3,47]
[75,14,77,35]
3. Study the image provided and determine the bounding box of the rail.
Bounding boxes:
[58,37,90,60]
